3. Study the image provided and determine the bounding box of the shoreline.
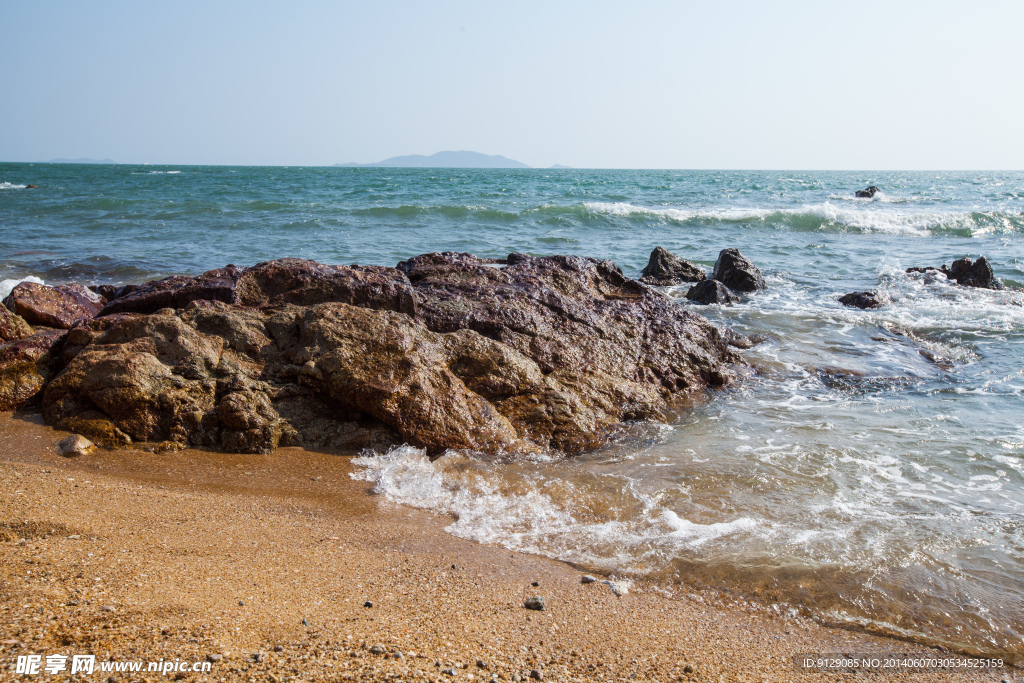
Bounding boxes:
[0,411,1010,682]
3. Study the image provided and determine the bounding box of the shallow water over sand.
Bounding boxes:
[4,164,1023,658]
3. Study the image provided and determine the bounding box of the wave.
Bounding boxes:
[581,201,1024,236]
[0,182,27,190]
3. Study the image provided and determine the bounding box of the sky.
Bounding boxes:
[1,0,1022,169]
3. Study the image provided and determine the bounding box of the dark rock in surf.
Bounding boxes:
[638,247,706,286]
[25,184,38,189]
[855,186,879,198]
[3,282,105,329]
[686,279,738,305]
[839,291,885,309]
[712,248,766,292]
[38,254,740,457]
[89,284,136,302]
[906,256,1003,290]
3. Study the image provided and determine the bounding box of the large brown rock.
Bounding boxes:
[712,248,766,292]
[101,259,417,316]
[0,304,32,341]
[0,330,65,410]
[3,282,106,329]
[39,254,741,457]
[639,246,706,286]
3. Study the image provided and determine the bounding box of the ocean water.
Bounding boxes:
[3,163,1023,659]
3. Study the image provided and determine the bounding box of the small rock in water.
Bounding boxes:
[855,185,880,198]
[639,246,707,286]
[369,644,385,655]
[712,248,766,292]
[581,575,596,584]
[524,596,545,611]
[686,279,738,305]
[57,435,96,458]
[839,291,885,309]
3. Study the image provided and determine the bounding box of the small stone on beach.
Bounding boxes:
[363,600,373,608]
[206,654,222,663]
[57,435,95,458]
[581,575,596,584]
[369,644,385,655]
[524,596,545,611]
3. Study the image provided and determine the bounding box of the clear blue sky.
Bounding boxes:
[2,1,1021,168]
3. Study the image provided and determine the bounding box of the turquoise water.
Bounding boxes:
[3,163,1024,659]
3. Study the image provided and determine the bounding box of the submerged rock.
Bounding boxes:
[839,291,885,309]
[3,282,105,329]
[907,256,1003,290]
[855,186,880,198]
[686,279,738,305]
[712,248,766,292]
[638,246,706,286]
[35,254,741,457]
[0,305,33,342]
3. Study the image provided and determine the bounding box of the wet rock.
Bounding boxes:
[945,256,1003,290]
[686,279,739,305]
[907,257,1003,290]
[3,282,105,329]
[0,305,32,342]
[855,185,880,198]
[712,248,765,292]
[36,253,739,457]
[56,434,95,457]
[638,247,706,286]
[0,330,64,411]
[602,580,627,596]
[839,291,885,309]
[25,184,38,189]
[524,596,545,611]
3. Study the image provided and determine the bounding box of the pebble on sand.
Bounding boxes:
[369,644,385,655]
[581,575,596,584]
[206,654,222,663]
[363,600,373,608]
[57,435,96,458]
[524,596,545,611]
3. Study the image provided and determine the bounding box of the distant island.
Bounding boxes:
[46,158,117,164]
[334,151,530,169]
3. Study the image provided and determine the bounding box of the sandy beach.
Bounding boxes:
[0,411,1011,683]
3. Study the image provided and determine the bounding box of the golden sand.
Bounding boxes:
[0,411,1008,682]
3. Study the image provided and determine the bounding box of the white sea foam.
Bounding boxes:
[0,182,27,190]
[0,276,45,300]
[582,201,1015,236]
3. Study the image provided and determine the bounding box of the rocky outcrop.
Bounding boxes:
[3,283,106,329]
[712,249,766,292]
[686,279,738,305]
[0,330,64,411]
[39,254,741,457]
[855,186,879,198]
[0,305,32,342]
[638,247,706,286]
[100,259,417,316]
[839,291,885,309]
[906,256,1003,290]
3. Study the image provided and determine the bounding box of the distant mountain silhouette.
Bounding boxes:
[335,151,529,168]
[46,158,116,164]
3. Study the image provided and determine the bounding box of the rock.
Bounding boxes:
[684,663,695,673]
[101,258,417,316]
[0,330,64,411]
[476,659,488,669]
[712,249,765,292]
[25,184,38,189]
[363,601,373,608]
[206,654,222,663]
[3,282,105,329]
[0,305,32,342]
[530,670,543,680]
[855,186,880,198]
[839,291,885,309]
[531,581,539,586]
[56,434,95,457]
[369,644,385,655]
[602,580,627,596]
[945,256,1003,289]
[907,257,1003,290]
[38,253,739,457]
[524,596,545,611]
[238,600,245,606]
[272,645,284,652]
[686,279,739,305]
[638,247,706,286]
[99,604,115,612]
[581,575,596,584]
[301,618,311,627]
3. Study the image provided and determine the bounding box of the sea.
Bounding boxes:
[2,163,1023,660]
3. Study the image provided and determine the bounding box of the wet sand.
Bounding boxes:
[0,411,1011,682]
